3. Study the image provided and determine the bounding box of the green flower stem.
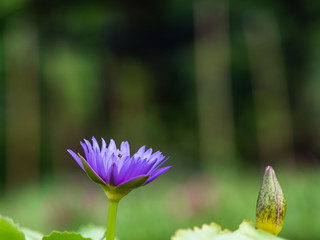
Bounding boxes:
[106,199,119,240]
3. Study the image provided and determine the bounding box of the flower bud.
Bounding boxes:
[256,166,286,235]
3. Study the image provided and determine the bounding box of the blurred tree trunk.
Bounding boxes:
[38,33,52,182]
[106,57,149,148]
[4,20,40,187]
[194,0,236,170]
[244,12,295,167]
[0,30,6,194]
[44,43,97,173]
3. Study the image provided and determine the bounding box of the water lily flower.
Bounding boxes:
[256,166,287,235]
[68,137,172,240]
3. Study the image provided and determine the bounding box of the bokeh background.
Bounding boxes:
[1,0,320,239]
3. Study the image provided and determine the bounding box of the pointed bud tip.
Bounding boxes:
[265,165,274,174]
[265,165,272,171]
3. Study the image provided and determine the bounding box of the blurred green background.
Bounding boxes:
[0,0,320,239]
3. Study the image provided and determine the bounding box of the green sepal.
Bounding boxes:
[116,175,150,189]
[42,231,93,240]
[102,185,131,201]
[102,175,150,201]
[78,154,109,190]
[0,216,25,240]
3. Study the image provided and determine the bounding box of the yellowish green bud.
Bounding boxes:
[256,166,287,235]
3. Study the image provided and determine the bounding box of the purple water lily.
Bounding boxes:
[68,137,171,198]
[68,137,171,240]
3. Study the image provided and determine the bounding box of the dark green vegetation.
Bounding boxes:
[1,0,320,191]
[0,1,320,239]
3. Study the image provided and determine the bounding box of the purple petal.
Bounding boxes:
[80,141,90,161]
[83,139,96,168]
[140,159,158,174]
[92,136,100,152]
[117,157,132,183]
[109,163,118,186]
[149,151,163,162]
[142,148,153,159]
[152,157,169,172]
[120,141,130,156]
[134,145,146,158]
[83,138,93,152]
[145,166,172,184]
[104,163,115,185]
[101,138,107,155]
[122,157,142,179]
[108,139,117,151]
[67,149,84,170]
[95,148,105,178]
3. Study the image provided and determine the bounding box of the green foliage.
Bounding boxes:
[172,220,287,240]
[0,216,110,240]
[77,225,105,240]
[4,169,317,239]
[21,227,43,240]
[42,232,92,240]
[0,216,25,240]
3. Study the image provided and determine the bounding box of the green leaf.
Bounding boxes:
[0,216,25,240]
[77,225,106,240]
[21,227,43,240]
[172,220,287,240]
[42,232,93,240]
